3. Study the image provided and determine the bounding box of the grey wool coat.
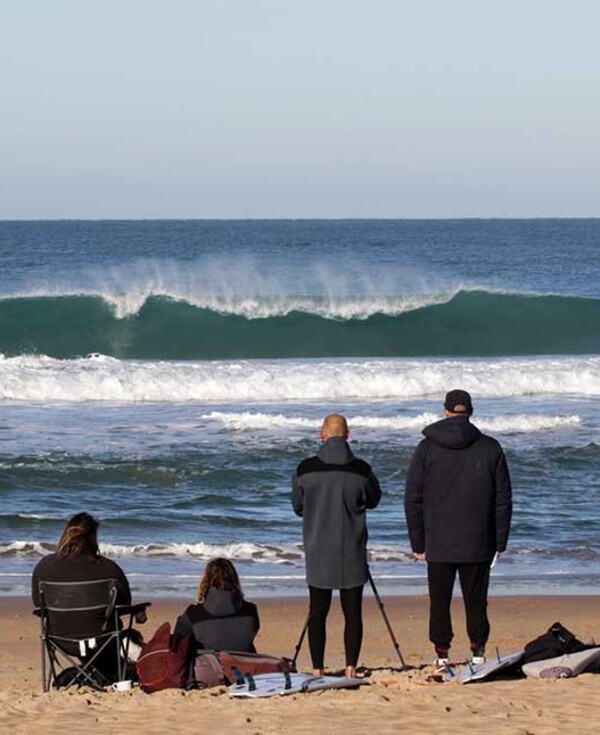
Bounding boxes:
[292,437,382,589]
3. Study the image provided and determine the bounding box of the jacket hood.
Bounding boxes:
[317,437,354,464]
[423,415,481,449]
[203,588,244,616]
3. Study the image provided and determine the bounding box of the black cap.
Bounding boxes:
[444,389,473,414]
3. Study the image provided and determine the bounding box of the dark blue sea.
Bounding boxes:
[0,219,599,596]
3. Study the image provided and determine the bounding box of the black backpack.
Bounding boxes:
[523,622,588,664]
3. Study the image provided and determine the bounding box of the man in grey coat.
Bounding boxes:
[292,414,381,677]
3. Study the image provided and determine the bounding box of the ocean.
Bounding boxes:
[0,219,598,598]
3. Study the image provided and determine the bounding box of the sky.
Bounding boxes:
[0,0,599,219]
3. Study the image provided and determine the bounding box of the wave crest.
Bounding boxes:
[0,290,598,359]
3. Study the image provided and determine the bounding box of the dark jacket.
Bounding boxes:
[32,551,131,609]
[404,416,512,563]
[31,551,132,640]
[292,437,382,589]
[174,589,259,653]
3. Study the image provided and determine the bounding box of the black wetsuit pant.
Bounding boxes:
[308,585,363,669]
[427,561,491,652]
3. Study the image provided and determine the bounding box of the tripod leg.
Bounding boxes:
[291,612,310,669]
[368,570,407,669]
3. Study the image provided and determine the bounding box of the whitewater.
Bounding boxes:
[1,218,599,597]
[1,354,599,403]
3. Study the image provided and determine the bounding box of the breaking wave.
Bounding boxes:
[0,539,415,564]
[0,290,598,358]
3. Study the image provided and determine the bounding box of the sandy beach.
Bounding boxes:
[0,594,598,735]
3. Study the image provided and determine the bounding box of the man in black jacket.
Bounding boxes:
[292,414,381,677]
[404,390,512,665]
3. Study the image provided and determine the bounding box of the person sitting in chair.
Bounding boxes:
[32,512,132,619]
[175,558,259,652]
[32,512,145,685]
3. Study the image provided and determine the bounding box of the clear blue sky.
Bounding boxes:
[1,0,599,218]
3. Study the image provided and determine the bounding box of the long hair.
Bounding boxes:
[57,512,100,561]
[197,558,243,603]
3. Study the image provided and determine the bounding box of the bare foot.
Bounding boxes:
[345,666,357,678]
[313,668,325,676]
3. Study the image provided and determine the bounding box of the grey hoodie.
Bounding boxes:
[174,588,260,652]
[292,437,381,589]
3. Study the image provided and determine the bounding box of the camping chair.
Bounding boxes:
[36,578,150,692]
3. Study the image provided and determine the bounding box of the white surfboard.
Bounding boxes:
[522,647,600,679]
[458,651,524,684]
[228,672,369,698]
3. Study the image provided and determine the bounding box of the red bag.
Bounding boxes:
[219,651,295,685]
[136,622,192,693]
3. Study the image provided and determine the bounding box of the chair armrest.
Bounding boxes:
[115,602,152,616]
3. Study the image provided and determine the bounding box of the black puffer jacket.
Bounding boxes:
[404,416,512,563]
[292,437,381,589]
[174,589,259,652]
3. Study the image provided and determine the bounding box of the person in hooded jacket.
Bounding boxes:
[404,390,512,665]
[292,413,381,678]
[174,558,259,652]
[31,512,146,678]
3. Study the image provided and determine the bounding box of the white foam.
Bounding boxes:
[0,539,414,563]
[478,414,582,433]
[0,540,53,557]
[107,292,456,320]
[202,411,581,434]
[1,354,599,404]
[1,288,454,320]
[99,541,302,562]
[2,256,458,319]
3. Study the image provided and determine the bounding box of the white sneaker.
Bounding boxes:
[471,655,486,665]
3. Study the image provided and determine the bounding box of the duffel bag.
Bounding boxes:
[219,650,295,684]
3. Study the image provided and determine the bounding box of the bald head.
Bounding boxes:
[320,413,349,441]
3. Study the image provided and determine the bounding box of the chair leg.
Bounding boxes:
[115,610,122,682]
[41,636,48,693]
[47,645,61,690]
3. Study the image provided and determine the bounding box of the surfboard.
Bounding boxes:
[522,647,600,679]
[458,651,524,684]
[228,672,369,698]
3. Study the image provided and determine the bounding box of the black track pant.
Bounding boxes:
[308,585,363,669]
[427,561,491,651]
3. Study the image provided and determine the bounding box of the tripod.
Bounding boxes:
[291,568,407,670]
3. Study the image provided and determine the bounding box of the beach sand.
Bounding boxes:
[1,594,598,734]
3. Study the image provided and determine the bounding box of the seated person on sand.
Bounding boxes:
[175,558,259,652]
[31,512,145,673]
